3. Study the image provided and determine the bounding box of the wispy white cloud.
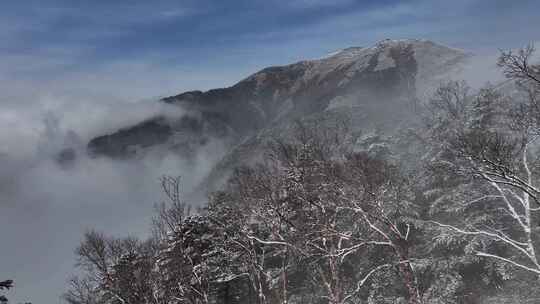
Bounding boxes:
[27,2,198,25]
[158,8,194,19]
[226,0,538,63]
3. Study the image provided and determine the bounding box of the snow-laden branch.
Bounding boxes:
[434,138,540,276]
[341,260,413,304]
[429,221,532,259]
[476,252,540,274]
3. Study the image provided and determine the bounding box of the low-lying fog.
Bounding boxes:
[0,46,524,303]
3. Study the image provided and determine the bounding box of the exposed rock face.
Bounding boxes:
[86,39,469,194]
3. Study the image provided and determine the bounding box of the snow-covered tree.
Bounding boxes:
[207,120,425,304]
[425,45,540,287]
[208,179,288,304]
[0,280,13,304]
[65,230,157,304]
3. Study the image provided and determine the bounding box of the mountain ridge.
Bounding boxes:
[85,39,471,194]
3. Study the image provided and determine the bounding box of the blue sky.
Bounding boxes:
[1,0,539,101]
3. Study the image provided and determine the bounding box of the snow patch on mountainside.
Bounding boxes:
[374,49,396,71]
[301,47,371,85]
[319,49,346,59]
[326,96,356,109]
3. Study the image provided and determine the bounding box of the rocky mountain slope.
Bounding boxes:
[86,39,470,195]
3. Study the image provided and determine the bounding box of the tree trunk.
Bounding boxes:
[396,243,420,304]
[224,282,230,304]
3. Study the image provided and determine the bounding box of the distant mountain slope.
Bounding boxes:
[87,39,470,194]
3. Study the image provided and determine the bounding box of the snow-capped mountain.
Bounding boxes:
[87,39,470,195]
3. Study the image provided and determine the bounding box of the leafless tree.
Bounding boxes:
[152,176,190,242]
[209,175,287,304]
[498,44,540,86]
[152,176,239,304]
[64,276,102,304]
[66,175,211,304]
[337,153,422,304]
[208,119,423,304]
[427,44,540,278]
[68,230,156,304]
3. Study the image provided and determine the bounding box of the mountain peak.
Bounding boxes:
[375,38,430,46]
[88,39,470,165]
